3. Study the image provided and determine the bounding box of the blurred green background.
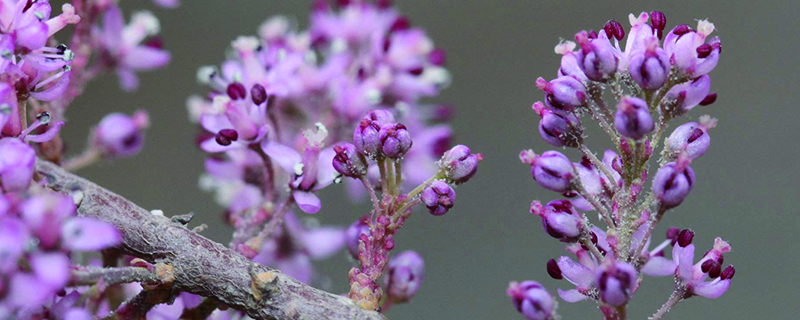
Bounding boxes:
[57,0,799,318]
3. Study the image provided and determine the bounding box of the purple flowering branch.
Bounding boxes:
[35,159,385,320]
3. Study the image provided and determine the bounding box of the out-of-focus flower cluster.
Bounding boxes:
[508,11,734,320]
[189,0,459,295]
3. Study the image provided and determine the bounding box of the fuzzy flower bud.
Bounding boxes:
[93,111,150,158]
[652,155,695,209]
[614,96,654,140]
[628,36,670,91]
[506,281,554,320]
[596,260,637,307]
[440,145,482,184]
[535,76,587,113]
[575,30,618,81]
[530,200,582,242]
[533,102,582,148]
[333,143,368,178]
[666,116,716,160]
[522,150,574,193]
[378,123,412,159]
[0,138,36,192]
[353,118,382,159]
[420,180,455,216]
[345,218,370,258]
[384,250,425,303]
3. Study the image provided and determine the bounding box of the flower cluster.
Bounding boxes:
[189,0,460,292]
[508,11,734,320]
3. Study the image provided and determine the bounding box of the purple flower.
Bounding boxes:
[333,142,368,178]
[663,20,721,77]
[596,260,637,307]
[535,76,587,113]
[96,6,171,91]
[555,41,587,82]
[521,150,574,193]
[533,101,582,148]
[0,138,35,192]
[354,118,383,159]
[530,200,582,242]
[439,144,481,184]
[664,74,711,114]
[345,217,370,258]
[628,36,670,91]
[652,155,695,209]
[93,111,150,158]
[506,281,554,320]
[614,96,654,140]
[672,236,734,298]
[378,123,412,159]
[575,30,618,81]
[420,180,455,216]
[384,250,425,302]
[666,116,716,160]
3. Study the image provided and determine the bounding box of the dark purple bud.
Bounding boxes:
[529,151,575,193]
[440,145,482,184]
[546,258,562,279]
[378,123,412,159]
[535,76,587,112]
[596,261,637,307]
[615,97,654,140]
[667,121,713,160]
[214,129,238,146]
[428,48,446,66]
[699,93,717,106]
[649,11,667,32]
[533,102,582,148]
[706,260,722,278]
[353,119,382,159]
[629,37,670,91]
[390,16,410,33]
[652,158,695,208]
[720,265,735,280]
[345,217,370,258]
[696,43,713,59]
[376,0,392,9]
[332,143,367,178]
[677,229,694,247]
[666,227,680,245]
[408,67,424,76]
[250,84,267,106]
[144,37,164,49]
[506,281,554,320]
[384,250,424,302]
[575,30,618,81]
[672,24,692,36]
[420,180,455,216]
[226,83,247,100]
[531,200,582,242]
[603,19,625,41]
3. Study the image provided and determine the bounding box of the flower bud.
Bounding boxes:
[250,84,268,106]
[353,118,382,159]
[384,250,424,303]
[93,111,149,158]
[535,76,587,113]
[531,200,582,242]
[0,138,36,192]
[575,30,618,81]
[524,150,574,193]
[664,74,711,115]
[628,37,670,91]
[345,218,370,258]
[533,102,582,148]
[332,143,368,178]
[666,117,715,160]
[440,145,481,184]
[506,281,554,320]
[652,156,695,209]
[378,123,412,159]
[649,11,667,39]
[677,229,694,247]
[596,261,637,307]
[364,109,395,126]
[614,97,654,140]
[420,180,455,216]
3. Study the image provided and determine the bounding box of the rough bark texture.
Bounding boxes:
[36,160,384,320]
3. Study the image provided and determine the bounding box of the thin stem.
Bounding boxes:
[633,207,666,263]
[616,305,628,320]
[386,159,395,196]
[405,171,443,201]
[394,198,421,221]
[69,266,158,287]
[574,183,614,228]
[62,149,101,172]
[19,98,28,131]
[394,160,402,193]
[580,229,605,262]
[586,102,619,144]
[360,176,380,211]
[258,197,294,240]
[378,158,388,194]
[251,145,277,202]
[101,289,170,320]
[579,144,618,193]
[650,290,684,320]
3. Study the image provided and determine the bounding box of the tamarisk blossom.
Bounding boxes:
[512,10,734,319]
[95,6,171,91]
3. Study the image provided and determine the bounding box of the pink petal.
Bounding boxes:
[8,273,51,307]
[30,71,71,101]
[61,218,121,251]
[199,137,237,153]
[199,114,233,133]
[641,256,678,277]
[0,218,29,273]
[24,121,64,143]
[204,158,244,180]
[64,309,92,320]
[303,227,345,259]
[229,185,263,213]
[674,244,695,281]
[277,253,313,284]
[262,142,301,173]
[293,191,321,214]
[557,288,588,303]
[124,46,171,70]
[31,252,71,288]
[117,69,140,91]
[101,6,124,49]
[313,146,337,190]
[557,256,594,288]
[693,279,730,299]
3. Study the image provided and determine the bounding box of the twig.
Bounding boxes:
[69,266,158,287]
[650,289,684,320]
